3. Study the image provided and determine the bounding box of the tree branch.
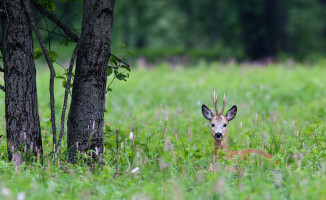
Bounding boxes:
[23,0,57,150]
[32,1,130,67]
[0,85,5,92]
[32,0,79,42]
[57,43,79,166]
[110,54,130,67]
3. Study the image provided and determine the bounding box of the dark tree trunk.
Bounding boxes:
[67,0,115,162]
[1,0,42,160]
[239,0,288,60]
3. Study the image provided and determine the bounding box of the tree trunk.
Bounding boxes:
[1,0,42,160]
[67,0,115,162]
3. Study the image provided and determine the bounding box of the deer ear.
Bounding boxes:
[226,105,237,121]
[202,105,213,120]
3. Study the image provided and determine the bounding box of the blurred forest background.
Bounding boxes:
[39,0,326,62]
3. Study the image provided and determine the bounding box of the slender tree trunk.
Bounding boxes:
[1,0,42,160]
[67,0,115,162]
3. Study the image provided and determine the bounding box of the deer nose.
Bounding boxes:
[215,132,223,139]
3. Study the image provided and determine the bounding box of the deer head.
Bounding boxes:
[201,92,237,142]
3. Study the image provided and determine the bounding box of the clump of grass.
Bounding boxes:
[0,62,326,199]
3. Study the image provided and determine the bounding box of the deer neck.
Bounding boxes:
[214,136,228,157]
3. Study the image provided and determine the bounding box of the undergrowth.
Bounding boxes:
[0,62,325,199]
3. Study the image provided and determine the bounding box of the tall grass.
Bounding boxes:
[0,62,326,199]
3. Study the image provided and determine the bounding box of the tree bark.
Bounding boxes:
[67,0,115,162]
[1,0,42,160]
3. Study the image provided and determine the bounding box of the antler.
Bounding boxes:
[220,93,226,115]
[213,90,219,115]
[213,91,226,115]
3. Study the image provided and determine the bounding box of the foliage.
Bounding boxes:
[33,0,326,61]
[0,62,326,199]
[106,44,132,92]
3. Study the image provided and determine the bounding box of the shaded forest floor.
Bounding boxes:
[0,62,326,199]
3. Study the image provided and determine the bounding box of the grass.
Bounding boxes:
[0,61,326,199]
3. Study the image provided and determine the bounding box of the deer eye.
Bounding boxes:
[211,124,215,127]
[223,124,227,127]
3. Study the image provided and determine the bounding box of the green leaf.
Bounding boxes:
[50,3,56,11]
[110,56,118,66]
[116,73,128,81]
[107,88,113,92]
[56,76,66,80]
[34,48,43,59]
[121,65,131,72]
[48,50,57,63]
[62,80,67,88]
[107,66,113,76]
[127,51,135,56]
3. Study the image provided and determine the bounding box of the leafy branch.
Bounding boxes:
[107,44,132,92]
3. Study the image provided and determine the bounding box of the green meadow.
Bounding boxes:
[0,62,326,199]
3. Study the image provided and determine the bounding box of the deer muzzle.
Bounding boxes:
[215,132,223,140]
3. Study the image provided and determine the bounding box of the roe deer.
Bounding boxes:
[202,92,274,161]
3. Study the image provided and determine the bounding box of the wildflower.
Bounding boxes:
[17,192,25,200]
[208,163,213,172]
[247,137,249,148]
[131,167,140,174]
[164,137,172,151]
[240,121,242,128]
[1,188,11,196]
[129,132,134,140]
[297,161,301,168]
[92,121,95,130]
[293,153,298,160]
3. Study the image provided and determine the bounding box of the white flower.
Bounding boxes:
[1,188,11,196]
[129,132,134,140]
[17,192,25,200]
[131,167,140,174]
